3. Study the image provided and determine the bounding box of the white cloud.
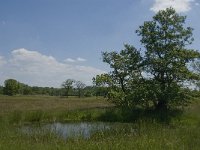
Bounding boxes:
[64,58,76,63]
[77,57,86,62]
[64,57,87,63]
[150,0,195,13]
[0,48,105,87]
[11,48,56,64]
[195,2,199,6]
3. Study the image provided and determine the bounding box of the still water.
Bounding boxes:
[21,122,111,139]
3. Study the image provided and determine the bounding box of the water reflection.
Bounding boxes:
[47,122,110,139]
[21,122,110,139]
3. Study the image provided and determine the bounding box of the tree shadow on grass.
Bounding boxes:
[97,107,183,124]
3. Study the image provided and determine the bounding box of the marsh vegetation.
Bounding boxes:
[0,95,200,149]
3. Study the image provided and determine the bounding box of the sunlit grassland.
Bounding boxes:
[0,95,111,113]
[0,95,200,149]
[0,95,112,124]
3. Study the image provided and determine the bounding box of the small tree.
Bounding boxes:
[61,79,75,98]
[4,79,19,96]
[75,81,86,98]
[96,44,142,107]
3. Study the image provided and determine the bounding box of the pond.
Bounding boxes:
[21,122,113,139]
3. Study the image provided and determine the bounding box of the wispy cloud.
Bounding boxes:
[150,0,195,13]
[64,58,76,63]
[64,57,87,63]
[77,57,86,62]
[0,48,105,87]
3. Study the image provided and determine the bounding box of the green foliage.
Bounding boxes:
[18,83,32,95]
[1,78,93,97]
[31,86,62,96]
[192,59,200,89]
[0,86,3,95]
[3,79,20,96]
[83,86,95,97]
[61,79,75,97]
[94,44,143,107]
[96,8,200,110]
[75,81,86,98]
[92,74,111,97]
[136,7,200,109]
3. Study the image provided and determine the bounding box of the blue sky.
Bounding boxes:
[0,0,200,87]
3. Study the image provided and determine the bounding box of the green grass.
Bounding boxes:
[0,95,200,149]
[0,95,111,113]
[0,95,111,124]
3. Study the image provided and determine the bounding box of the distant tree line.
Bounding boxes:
[0,78,107,97]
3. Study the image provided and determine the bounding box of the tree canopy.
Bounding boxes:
[61,79,75,98]
[75,81,86,98]
[4,79,19,96]
[94,8,200,110]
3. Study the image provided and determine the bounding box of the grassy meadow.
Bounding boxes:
[0,95,200,150]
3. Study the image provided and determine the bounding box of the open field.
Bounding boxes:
[0,96,111,113]
[0,96,112,113]
[0,95,113,124]
[0,95,200,149]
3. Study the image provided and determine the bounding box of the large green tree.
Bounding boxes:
[96,8,200,110]
[136,8,200,109]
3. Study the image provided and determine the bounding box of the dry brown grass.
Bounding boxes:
[0,95,112,114]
